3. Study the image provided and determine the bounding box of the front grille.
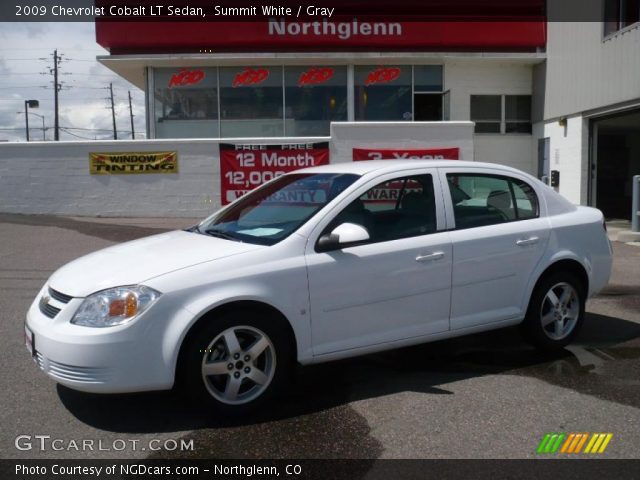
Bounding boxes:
[39,300,61,319]
[49,287,72,304]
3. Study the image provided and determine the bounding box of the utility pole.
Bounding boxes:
[109,83,117,140]
[41,50,64,140]
[128,91,135,140]
[52,50,61,141]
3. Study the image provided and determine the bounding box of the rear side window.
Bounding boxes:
[511,180,538,219]
[447,173,539,229]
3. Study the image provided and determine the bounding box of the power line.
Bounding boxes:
[59,128,108,140]
[61,126,133,133]
[68,73,119,77]
[0,85,48,89]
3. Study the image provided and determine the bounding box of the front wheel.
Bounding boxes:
[522,272,586,351]
[182,311,292,414]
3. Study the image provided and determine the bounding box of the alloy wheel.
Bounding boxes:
[539,282,580,341]
[201,325,276,405]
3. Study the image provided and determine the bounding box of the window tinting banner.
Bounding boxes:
[89,151,178,174]
[353,147,459,161]
[220,142,330,204]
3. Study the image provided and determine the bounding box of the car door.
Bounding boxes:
[440,168,550,330]
[305,169,452,356]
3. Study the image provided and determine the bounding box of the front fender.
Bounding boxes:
[150,277,312,385]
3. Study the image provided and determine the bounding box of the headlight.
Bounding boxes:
[71,286,161,328]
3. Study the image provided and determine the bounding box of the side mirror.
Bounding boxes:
[316,223,370,252]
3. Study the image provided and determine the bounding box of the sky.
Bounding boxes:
[0,22,145,142]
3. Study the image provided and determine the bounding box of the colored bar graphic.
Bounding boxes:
[537,433,552,454]
[585,433,614,454]
[584,434,598,453]
[574,433,589,453]
[536,433,566,454]
[560,433,575,453]
[598,434,613,453]
[550,434,565,453]
[537,433,613,454]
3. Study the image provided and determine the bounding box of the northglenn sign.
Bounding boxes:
[97,21,545,53]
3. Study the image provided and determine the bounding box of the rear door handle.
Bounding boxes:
[516,236,540,247]
[416,252,445,262]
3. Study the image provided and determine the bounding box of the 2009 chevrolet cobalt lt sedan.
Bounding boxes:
[26,161,612,413]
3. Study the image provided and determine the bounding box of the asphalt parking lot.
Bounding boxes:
[1,213,639,460]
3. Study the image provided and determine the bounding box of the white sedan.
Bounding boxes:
[25,161,612,413]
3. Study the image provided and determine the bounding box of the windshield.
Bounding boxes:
[197,173,360,245]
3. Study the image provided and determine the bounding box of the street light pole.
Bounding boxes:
[24,99,39,142]
[18,111,46,141]
[24,102,29,142]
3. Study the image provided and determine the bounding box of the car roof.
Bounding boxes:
[295,160,530,177]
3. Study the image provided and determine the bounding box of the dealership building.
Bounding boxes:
[95,1,640,219]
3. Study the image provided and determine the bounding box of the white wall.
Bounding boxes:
[474,135,536,174]
[0,140,226,218]
[536,115,590,205]
[544,21,640,120]
[0,122,474,217]
[330,121,474,160]
[445,59,538,174]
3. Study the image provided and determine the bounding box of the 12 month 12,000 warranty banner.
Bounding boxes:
[89,151,178,174]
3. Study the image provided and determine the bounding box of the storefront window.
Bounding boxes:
[284,66,347,136]
[471,95,532,134]
[355,65,412,121]
[414,65,443,92]
[471,95,502,133]
[413,65,445,121]
[150,64,456,138]
[505,95,532,133]
[219,66,284,138]
[153,68,218,138]
[604,0,640,36]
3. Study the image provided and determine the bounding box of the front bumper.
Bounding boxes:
[25,285,175,394]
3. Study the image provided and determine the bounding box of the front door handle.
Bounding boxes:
[416,251,445,263]
[516,236,540,247]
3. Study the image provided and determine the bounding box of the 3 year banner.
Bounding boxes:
[220,142,330,204]
[352,147,459,161]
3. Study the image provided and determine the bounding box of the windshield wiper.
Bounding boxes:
[203,228,241,242]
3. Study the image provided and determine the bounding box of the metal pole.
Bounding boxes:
[632,175,640,233]
[42,116,46,141]
[128,90,135,140]
[110,83,117,140]
[24,101,30,142]
[53,50,60,141]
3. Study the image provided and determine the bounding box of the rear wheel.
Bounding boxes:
[182,310,292,414]
[522,272,586,350]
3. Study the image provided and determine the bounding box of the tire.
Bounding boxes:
[522,272,586,351]
[181,309,293,415]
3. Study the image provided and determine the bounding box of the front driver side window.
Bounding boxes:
[325,174,437,244]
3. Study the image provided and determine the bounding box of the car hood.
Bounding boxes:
[48,230,264,297]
